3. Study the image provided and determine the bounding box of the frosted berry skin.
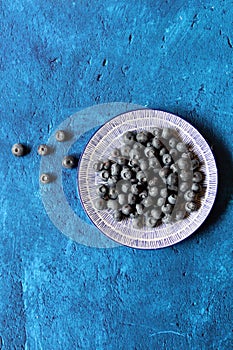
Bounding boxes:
[12,143,25,157]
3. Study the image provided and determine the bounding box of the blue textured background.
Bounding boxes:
[0,1,233,349]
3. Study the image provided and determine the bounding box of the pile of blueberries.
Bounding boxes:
[93,127,203,229]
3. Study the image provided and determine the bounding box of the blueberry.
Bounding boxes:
[97,185,108,198]
[118,193,128,205]
[166,173,178,186]
[122,204,133,216]
[191,183,202,192]
[40,173,51,184]
[132,217,143,229]
[108,176,118,187]
[121,167,132,180]
[55,130,66,142]
[103,160,112,170]
[170,163,178,173]
[191,159,200,170]
[133,142,144,151]
[152,127,162,138]
[113,210,123,221]
[161,203,172,214]
[131,184,141,195]
[180,170,192,181]
[136,203,144,215]
[128,193,137,205]
[181,152,194,160]
[120,145,131,157]
[148,157,160,168]
[179,182,190,192]
[148,186,159,197]
[100,170,110,181]
[109,187,118,200]
[112,148,121,157]
[162,214,172,224]
[107,200,119,210]
[177,158,190,170]
[136,171,147,183]
[139,190,148,200]
[136,131,150,144]
[184,190,196,202]
[169,148,178,159]
[157,197,166,206]
[162,154,172,165]
[116,157,128,165]
[144,146,156,158]
[139,159,149,171]
[176,142,187,153]
[38,144,49,156]
[175,210,186,221]
[151,207,162,219]
[128,159,139,168]
[129,149,141,160]
[145,216,157,228]
[159,147,167,156]
[152,138,162,149]
[161,128,172,139]
[142,196,154,207]
[148,177,159,187]
[93,161,104,171]
[123,131,136,145]
[12,143,25,157]
[185,201,197,212]
[119,181,131,193]
[62,155,76,169]
[94,198,107,210]
[111,163,121,176]
[193,171,203,183]
[159,167,170,179]
[160,188,168,198]
[169,137,178,148]
[168,194,177,205]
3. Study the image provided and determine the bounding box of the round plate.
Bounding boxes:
[78,109,218,249]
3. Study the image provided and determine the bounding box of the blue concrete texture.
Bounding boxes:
[0,0,232,349]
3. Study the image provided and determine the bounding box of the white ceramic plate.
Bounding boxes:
[78,109,218,249]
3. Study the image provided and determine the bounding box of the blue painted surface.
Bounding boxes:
[0,1,233,349]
